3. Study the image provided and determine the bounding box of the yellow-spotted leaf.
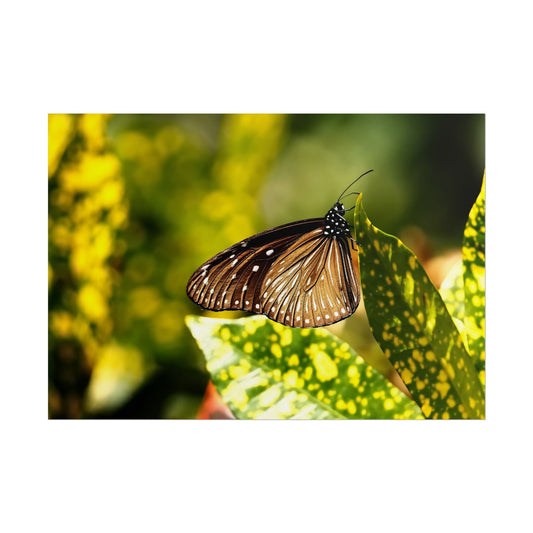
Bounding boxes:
[186,315,422,420]
[354,194,485,419]
[462,174,485,382]
[439,260,471,357]
[439,261,477,376]
[440,260,465,323]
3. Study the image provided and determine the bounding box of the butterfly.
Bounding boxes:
[186,170,373,328]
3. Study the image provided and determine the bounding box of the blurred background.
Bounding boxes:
[48,114,484,419]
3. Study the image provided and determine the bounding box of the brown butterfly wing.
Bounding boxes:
[259,229,360,327]
[186,218,325,313]
[186,217,360,328]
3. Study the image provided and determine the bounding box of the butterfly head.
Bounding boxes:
[333,202,346,215]
[324,202,351,238]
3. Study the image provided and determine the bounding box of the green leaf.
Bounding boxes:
[440,260,465,323]
[439,261,470,370]
[186,315,422,419]
[462,174,485,386]
[439,262,477,384]
[354,194,485,419]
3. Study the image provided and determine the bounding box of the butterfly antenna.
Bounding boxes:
[338,192,358,203]
[337,169,374,203]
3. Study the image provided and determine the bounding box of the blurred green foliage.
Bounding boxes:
[48,113,484,419]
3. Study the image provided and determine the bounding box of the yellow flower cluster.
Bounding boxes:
[49,114,131,415]
[49,114,288,417]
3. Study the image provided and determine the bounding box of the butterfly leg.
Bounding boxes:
[349,237,361,250]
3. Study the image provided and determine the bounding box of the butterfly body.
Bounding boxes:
[186,201,361,328]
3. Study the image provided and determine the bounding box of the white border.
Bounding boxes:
[2,2,530,531]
